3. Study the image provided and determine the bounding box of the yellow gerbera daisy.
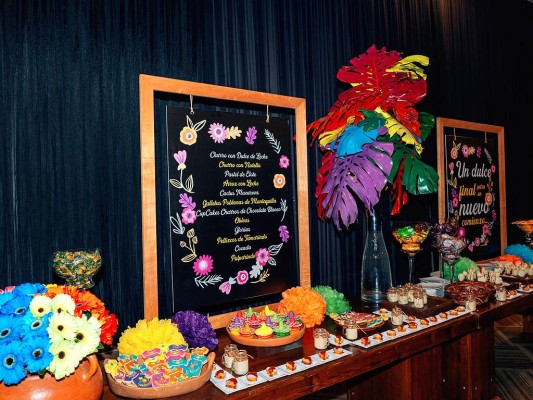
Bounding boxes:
[74,316,101,358]
[48,340,84,380]
[51,293,76,315]
[48,312,78,342]
[117,318,186,356]
[29,295,52,318]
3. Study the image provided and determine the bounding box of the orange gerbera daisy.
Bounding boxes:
[44,284,79,299]
[99,309,119,345]
[73,290,105,317]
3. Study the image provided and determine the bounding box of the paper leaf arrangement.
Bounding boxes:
[308,45,439,229]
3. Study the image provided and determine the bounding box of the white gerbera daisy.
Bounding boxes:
[74,316,101,357]
[29,295,52,318]
[47,312,77,342]
[48,340,84,380]
[50,293,75,315]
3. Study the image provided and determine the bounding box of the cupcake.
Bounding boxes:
[264,316,276,328]
[255,322,274,339]
[286,315,303,332]
[273,320,291,337]
[239,322,255,337]
[228,316,244,334]
[244,307,254,318]
[248,313,262,328]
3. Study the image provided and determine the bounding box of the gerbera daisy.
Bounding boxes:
[0,315,23,344]
[12,282,46,296]
[51,293,76,315]
[0,341,26,385]
[1,294,31,317]
[22,314,50,337]
[29,295,52,318]
[0,292,14,307]
[208,123,227,143]
[47,312,77,342]
[98,310,119,346]
[72,290,104,317]
[48,340,83,380]
[192,255,213,276]
[73,316,101,357]
[117,318,186,356]
[21,334,53,373]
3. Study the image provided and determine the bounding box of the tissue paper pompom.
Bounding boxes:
[312,285,352,315]
[171,310,218,351]
[504,244,533,262]
[278,286,326,327]
[452,257,479,280]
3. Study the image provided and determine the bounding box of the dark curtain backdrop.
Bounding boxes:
[1,0,532,330]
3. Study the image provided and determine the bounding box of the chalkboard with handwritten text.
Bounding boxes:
[441,122,506,261]
[166,107,297,311]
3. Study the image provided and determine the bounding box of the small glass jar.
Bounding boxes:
[342,319,358,340]
[465,296,477,312]
[495,286,507,302]
[413,290,424,308]
[231,350,249,376]
[222,344,238,368]
[391,307,404,326]
[398,287,409,305]
[313,328,329,349]
[407,285,415,303]
[387,287,399,303]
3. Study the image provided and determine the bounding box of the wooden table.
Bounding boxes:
[101,292,532,400]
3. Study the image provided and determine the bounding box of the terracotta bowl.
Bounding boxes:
[105,352,215,399]
[445,281,496,305]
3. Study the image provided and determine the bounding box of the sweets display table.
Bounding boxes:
[101,292,533,400]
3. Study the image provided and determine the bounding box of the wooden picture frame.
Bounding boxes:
[436,117,506,261]
[139,74,309,328]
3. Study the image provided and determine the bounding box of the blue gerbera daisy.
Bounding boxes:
[0,294,31,317]
[0,315,23,344]
[0,291,14,308]
[21,314,50,337]
[0,341,26,385]
[21,334,53,373]
[12,283,46,296]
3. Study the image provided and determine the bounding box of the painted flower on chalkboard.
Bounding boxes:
[181,208,197,225]
[180,127,197,146]
[208,122,227,143]
[307,45,438,230]
[255,248,270,266]
[174,151,187,170]
[279,155,290,169]
[245,126,257,144]
[193,255,213,276]
[249,264,263,279]
[273,174,286,189]
[279,226,290,243]
[219,278,236,295]
[236,270,249,285]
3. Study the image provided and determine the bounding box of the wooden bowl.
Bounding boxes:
[105,352,215,399]
[444,281,496,305]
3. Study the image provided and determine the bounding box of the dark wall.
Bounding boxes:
[1,0,532,331]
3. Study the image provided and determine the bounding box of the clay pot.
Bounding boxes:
[0,355,103,400]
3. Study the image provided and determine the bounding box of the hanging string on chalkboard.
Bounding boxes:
[484,132,487,143]
[453,128,456,140]
[266,104,270,123]
[189,95,195,115]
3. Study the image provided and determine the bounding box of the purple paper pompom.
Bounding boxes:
[171,310,218,351]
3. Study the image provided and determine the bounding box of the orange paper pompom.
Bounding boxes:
[278,286,326,327]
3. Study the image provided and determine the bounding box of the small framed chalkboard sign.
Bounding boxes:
[139,75,309,328]
[436,118,507,261]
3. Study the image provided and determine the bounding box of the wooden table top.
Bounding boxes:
[101,292,532,400]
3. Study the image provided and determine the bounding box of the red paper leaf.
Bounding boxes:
[391,160,409,215]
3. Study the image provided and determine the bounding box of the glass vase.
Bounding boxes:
[361,203,392,304]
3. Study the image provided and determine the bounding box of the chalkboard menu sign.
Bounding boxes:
[166,107,297,311]
[437,118,506,261]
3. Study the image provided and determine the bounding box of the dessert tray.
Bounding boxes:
[226,325,305,347]
[329,312,385,331]
[106,352,215,399]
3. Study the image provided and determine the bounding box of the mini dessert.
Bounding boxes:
[265,366,277,377]
[264,316,276,328]
[263,305,275,317]
[372,333,383,341]
[439,312,448,319]
[449,309,458,316]
[214,369,226,380]
[456,306,466,312]
[285,360,297,371]
[239,322,255,337]
[318,350,329,360]
[508,289,517,296]
[287,315,303,332]
[333,346,344,354]
[420,318,429,326]
[226,378,238,389]
[386,330,396,337]
[228,316,244,334]
[408,322,418,329]
[244,307,254,318]
[246,371,258,382]
[301,356,313,365]
[273,320,291,337]
[379,308,388,315]
[407,315,416,322]
[397,325,406,333]
[236,310,244,319]
[429,316,438,323]
[248,313,261,328]
[334,335,344,345]
[255,322,274,339]
[360,337,370,346]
